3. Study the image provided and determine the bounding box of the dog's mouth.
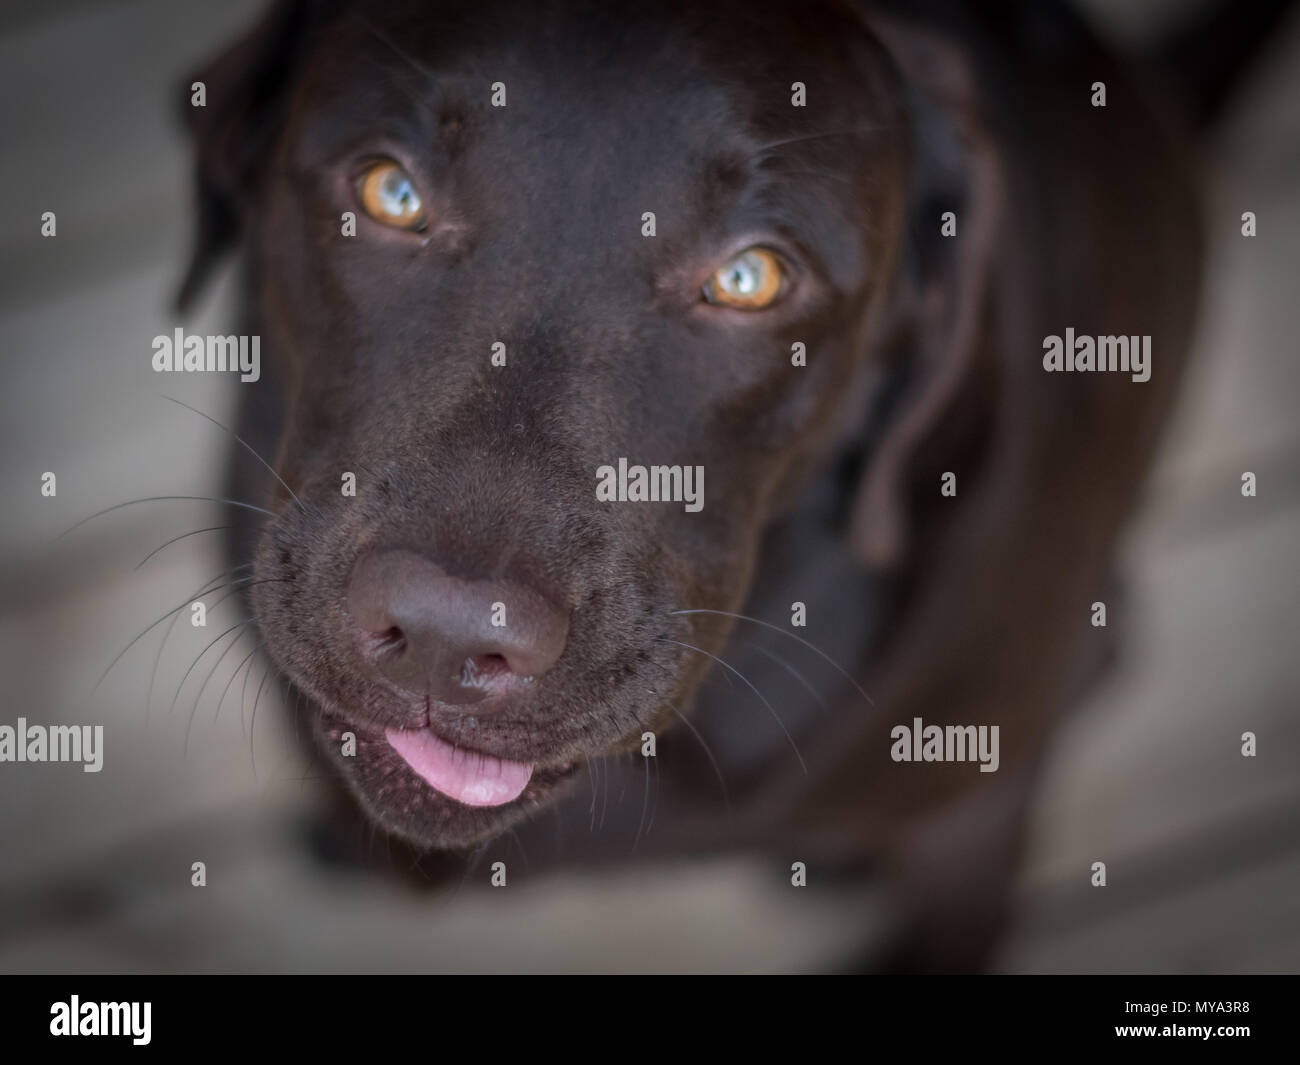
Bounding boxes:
[312,700,591,846]
[254,539,707,848]
[383,723,536,808]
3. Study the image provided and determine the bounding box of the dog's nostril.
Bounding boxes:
[346,549,569,707]
[460,653,509,687]
[370,626,406,655]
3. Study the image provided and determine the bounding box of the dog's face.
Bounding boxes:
[194,0,914,849]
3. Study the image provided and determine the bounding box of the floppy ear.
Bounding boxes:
[848,16,1006,570]
[175,0,329,311]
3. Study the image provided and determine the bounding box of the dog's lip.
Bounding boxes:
[384,724,534,807]
[316,706,581,800]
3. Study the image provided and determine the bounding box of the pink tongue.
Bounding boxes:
[386,727,534,807]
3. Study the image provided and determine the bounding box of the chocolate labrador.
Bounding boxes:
[174,0,1273,969]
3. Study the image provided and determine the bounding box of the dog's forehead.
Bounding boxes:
[296,0,889,159]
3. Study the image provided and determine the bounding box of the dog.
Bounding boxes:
[175,0,1268,970]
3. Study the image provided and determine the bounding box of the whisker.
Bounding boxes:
[169,618,255,724]
[58,496,276,540]
[290,683,306,748]
[599,756,611,831]
[507,827,530,870]
[358,48,436,113]
[158,394,308,512]
[258,676,299,790]
[240,657,262,750]
[191,620,255,718]
[184,621,256,756]
[658,697,731,814]
[213,643,261,726]
[249,662,275,780]
[586,756,599,831]
[616,750,630,806]
[350,9,438,85]
[95,570,255,694]
[451,841,493,901]
[632,747,650,852]
[655,636,807,775]
[729,634,828,712]
[752,124,893,154]
[647,751,660,835]
[133,525,232,571]
[670,608,875,707]
[405,836,432,879]
[146,565,254,720]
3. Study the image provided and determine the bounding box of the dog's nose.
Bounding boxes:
[346,549,568,705]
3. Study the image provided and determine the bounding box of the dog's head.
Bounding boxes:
[181,0,1005,849]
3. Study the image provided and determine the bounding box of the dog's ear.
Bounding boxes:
[175,0,331,311]
[847,16,1006,570]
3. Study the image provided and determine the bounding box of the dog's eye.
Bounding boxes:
[703,247,784,310]
[357,160,426,230]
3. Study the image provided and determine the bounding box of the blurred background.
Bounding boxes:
[0,0,1296,972]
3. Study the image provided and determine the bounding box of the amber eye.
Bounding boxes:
[357,160,426,230]
[702,247,784,309]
